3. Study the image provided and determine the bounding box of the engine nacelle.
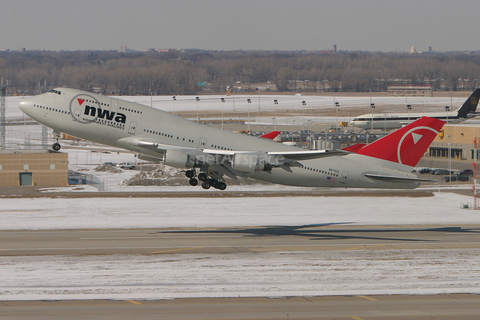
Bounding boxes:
[163,149,195,168]
[232,153,266,173]
[137,154,162,162]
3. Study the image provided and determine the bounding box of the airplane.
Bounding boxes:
[18,88,445,190]
[350,88,480,130]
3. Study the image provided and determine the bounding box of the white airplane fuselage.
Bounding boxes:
[19,88,438,190]
[350,111,466,130]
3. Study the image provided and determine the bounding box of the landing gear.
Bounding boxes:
[52,131,61,151]
[52,142,61,151]
[185,169,195,178]
[186,169,227,190]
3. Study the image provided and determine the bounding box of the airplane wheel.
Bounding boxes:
[208,179,219,188]
[198,173,207,181]
[218,182,227,190]
[189,178,198,186]
[185,170,195,178]
[201,181,210,189]
[52,142,61,151]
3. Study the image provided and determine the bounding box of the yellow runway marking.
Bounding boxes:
[358,295,378,301]
[127,300,142,305]
[149,246,204,254]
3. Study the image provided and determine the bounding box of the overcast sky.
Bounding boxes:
[2,0,480,52]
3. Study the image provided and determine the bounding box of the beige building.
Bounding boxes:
[0,149,68,187]
[429,124,480,161]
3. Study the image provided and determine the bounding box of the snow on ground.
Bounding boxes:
[0,192,477,230]
[2,249,480,301]
[1,190,480,300]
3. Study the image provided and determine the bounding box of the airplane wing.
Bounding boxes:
[132,138,350,177]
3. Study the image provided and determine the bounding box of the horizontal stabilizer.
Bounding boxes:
[364,173,435,183]
[342,143,365,153]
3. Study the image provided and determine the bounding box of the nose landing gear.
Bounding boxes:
[52,131,61,151]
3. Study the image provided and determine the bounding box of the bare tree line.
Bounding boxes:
[1,50,480,95]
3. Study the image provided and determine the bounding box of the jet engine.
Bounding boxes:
[232,153,271,173]
[163,149,195,168]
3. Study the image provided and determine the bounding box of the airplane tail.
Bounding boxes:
[457,88,480,118]
[356,117,445,167]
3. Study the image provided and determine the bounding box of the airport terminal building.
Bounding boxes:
[0,149,68,187]
[428,124,480,162]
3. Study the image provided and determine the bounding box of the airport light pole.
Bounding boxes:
[196,96,200,123]
[302,100,306,131]
[221,98,225,130]
[448,135,452,182]
[274,100,278,131]
[247,98,251,133]
[172,96,176,114]
[292,119,295,143]
[407,104,411,122]
[335,101,340,129]
[370,103,375,132]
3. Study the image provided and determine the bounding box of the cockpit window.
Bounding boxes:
[48,89,61,95]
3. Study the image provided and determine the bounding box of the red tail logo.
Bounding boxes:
[356,117,445,167]
[77,98,85,105]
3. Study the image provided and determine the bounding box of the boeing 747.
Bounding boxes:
[19,88,444,190]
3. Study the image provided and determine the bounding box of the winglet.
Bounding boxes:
[356,117,445,167]
[260,131,281,140]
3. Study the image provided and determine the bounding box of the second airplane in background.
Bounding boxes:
[350,88,480,130]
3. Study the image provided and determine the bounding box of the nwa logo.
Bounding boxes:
[70,94,126,125]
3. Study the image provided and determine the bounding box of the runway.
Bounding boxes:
[2,225,480,318]
[3,294,480,320]
[2,224,480,256]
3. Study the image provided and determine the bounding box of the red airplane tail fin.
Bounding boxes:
[356,117,445,167]
[260,131,281,140]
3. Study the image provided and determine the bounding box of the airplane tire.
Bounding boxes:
[208,179,219,188]
[189,178,198,186]
[198,173,207,181]
[185,170,195,178]
[201,181,210,189]
[52,142,61,151]
[218,182,227,190]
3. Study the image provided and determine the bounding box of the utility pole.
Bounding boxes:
[0,84,6,149]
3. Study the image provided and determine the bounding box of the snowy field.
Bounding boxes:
[0,191,477,230]
[1,190,480,301]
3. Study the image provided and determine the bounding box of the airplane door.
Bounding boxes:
[110,99,118,113]
[340,171,348,184]
[198,137,207,148]
[128,121,137,134]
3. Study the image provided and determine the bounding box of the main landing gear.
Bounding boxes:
[185,169,227,190]
[52,131,61,151]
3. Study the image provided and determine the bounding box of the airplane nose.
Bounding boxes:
[18,99,30,113]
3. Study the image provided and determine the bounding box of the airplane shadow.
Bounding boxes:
[154,225,480,243]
